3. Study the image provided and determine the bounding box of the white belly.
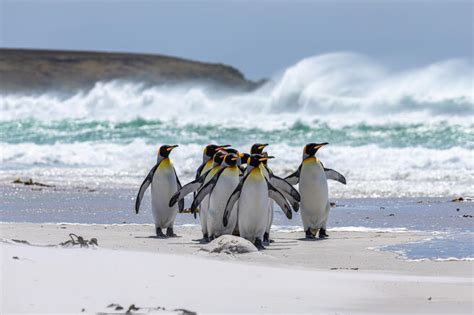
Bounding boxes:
[238,173,269,242]
[299,158,329,230]
[150,162,179,229]
[199,167,218,235]
[207,168,240,237]
[265,201,274,233]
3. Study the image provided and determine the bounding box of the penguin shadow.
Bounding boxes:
[269,239,299,244]
[262,246,292,251]
[262,239,297,250]
[296,237,327,242]
[134,235,182,240]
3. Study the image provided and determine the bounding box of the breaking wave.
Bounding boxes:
[1,52,473,197]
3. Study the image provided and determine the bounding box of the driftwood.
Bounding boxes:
[60,233,98,248]
[12,178,55,187]
[102,303,196,314]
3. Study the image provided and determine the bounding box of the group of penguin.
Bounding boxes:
[135,143,346,249]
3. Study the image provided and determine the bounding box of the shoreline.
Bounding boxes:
[1,223,471,276]
[1,223,472,314]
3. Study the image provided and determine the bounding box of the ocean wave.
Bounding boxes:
[1,140,472,198]
[1,52,472,198]
[1,119,472,149]
[0,53,472,126]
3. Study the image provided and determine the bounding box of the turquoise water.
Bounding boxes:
[0,53,473,260]
[1,53,473,197]
[1,119,472,149]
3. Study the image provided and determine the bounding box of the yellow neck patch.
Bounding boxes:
[248,167,264,180]
[225,166,239,175]
[157,158,172,172]
[202,159,213,173]
[303,156,318,165]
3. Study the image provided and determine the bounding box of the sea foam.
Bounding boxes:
[0,52,472,125]
[1,52,472,197]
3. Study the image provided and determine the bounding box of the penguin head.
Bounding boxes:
[222,148,241,165]
[212,151,226,165]
[204,144,231,159]
[303,142,328,159]
[239,153,251,165]
[247,154,273,168]
[158,145,178,160]
[250,143,268,154]
[224,153,239,167]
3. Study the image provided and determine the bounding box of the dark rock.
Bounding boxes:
[0,48,262,94]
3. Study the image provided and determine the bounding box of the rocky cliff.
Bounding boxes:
[0,49,261,94]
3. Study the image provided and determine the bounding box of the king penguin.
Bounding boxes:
[251,144,300,244]
[169,151,227,241]
[135,145,183,237]
[223,154,293,249]
[285,143,346,239]
[260,152,275,244]
[190,153,241,239]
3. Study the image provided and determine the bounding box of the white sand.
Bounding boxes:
[1,223,473,314]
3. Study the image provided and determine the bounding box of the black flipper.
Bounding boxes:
[269,175,301,211]
[190,167,226,212]
[223,172,250,227]
[173,166,185,213]
[266,179,292,220]
[135,163,160,214]
[195,161,206,179]
[324,168,346,185]
[284,164,301,186]
[169,169,212,207]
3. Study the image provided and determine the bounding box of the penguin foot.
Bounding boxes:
[254,238,266,250]
[263,232,270,244]
[166,227,177,237]
[305,228,316,239]
[319,228,329,238]
[155,228,167,238]
[197,233,210,243]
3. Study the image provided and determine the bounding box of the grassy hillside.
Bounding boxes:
[0,49,260,94]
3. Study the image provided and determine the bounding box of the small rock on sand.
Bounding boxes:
[201,235,258,254]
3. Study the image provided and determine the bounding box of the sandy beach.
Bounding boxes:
[2,1,473,314]
[1,223,472,314]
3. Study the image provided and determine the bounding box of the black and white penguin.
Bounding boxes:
[285,143,346,239]
[223,154,293,249]
[190,153,241,239]
[254,148,301,245]
[135,145,183,237]
[169,151,226,241]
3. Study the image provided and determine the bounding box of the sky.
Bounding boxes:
[1,0,472,80]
